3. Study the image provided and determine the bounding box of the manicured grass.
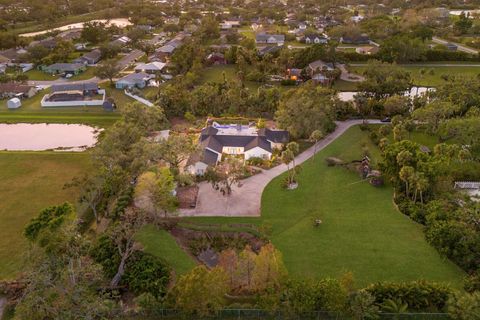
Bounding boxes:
[25,67,96,81]
[69,67,97,81]
[25,69,59,81]
[0,86,129,127]
[0,152,92,280]
[188,126,465,289]
[136,225,197,276]
[332,79,358,91]
[350,64,480,87]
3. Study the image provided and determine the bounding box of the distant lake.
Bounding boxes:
[0,123,99,151]
[20,18,132,37]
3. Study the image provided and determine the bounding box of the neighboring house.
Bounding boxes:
[134,61,167,74]
[186,123,289,175]
[258,45,283,56]
[150,38,183,61]
[340,34,370,44]
[206,52,226,65]
[0,48,28,64]
[446,43,458,51]
[73,49,102,65]
[306,60,334,75]
[115,72,154,89]
[355,46,379,55]
[0,64,6,74]
[110,36,131,48]
[255,33,285,46]
[43,63,85,75]
[0,83,37,99]
[51,82,99,95]
[286,68,303,81]
[304,33,328,44]
[454,181,480,201]
[29,37,57,50]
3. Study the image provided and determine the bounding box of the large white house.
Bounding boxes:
[186,123,289,175]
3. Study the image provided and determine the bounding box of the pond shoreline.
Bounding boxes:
[0,123,100,152]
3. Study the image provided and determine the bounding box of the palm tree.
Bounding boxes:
[309,130,324,159]
[415,174,429,203]
[281,149,295,186]
[399,166,415,197]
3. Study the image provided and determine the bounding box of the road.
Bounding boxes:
[432,37,479,55]
[179,119,383,217]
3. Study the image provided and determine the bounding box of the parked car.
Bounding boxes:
[381,117,391,123]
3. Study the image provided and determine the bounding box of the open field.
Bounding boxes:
[200,65,290,92]
[0,152,92,280]
[350,63,480,87]
[136,225,196,276]
[185,126,465,288]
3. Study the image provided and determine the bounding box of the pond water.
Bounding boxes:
[0,123,99,151]
[20,18,132,37]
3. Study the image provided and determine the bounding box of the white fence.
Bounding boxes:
[41,89,106,107]
[124,90,154,107]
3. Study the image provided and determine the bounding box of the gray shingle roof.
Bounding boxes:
[51,82,99,92]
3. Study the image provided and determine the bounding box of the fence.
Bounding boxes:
[41,89,106,107]
[128,309,451,320]
[124,90,154,107]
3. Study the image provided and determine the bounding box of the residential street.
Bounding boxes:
[179,119,382,217]
[432,36,479,55]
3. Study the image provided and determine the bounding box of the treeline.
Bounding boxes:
[360,73,480,294]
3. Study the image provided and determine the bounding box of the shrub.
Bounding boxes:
[91,235,171,297]
[24,203,73,241]
[365,280,453,312]
[124,251,171,298]
[464,272,480,293]
[281,79,297,86]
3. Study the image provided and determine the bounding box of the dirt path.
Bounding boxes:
[179,119,382,217]
[0,296,6,319]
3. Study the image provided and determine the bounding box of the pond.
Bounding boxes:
[0,123,100,151]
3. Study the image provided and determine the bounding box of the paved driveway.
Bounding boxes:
[180,119,382,217]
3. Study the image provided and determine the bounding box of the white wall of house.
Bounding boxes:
[270,142,284,150]
[222,146,244,155]
[186,162,209,176]
[245,147,271,160]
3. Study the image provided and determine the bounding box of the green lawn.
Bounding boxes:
[136,225,197,276]
[200,65,290,92]
[25,69,59,81]
[0,152,92,280]
[0,86,127,127]
[350,64,480,87]
[25,67,96,81]
[188,126,465,289]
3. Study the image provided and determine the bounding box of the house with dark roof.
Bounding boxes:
[73,49,102,65]
[255,33,285,46]
[186,122,289,175]
[43,63,85,75]
[0,83,37,99]
[340,34,370,45]
[303,33,328,44]
[51,82,99,94]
